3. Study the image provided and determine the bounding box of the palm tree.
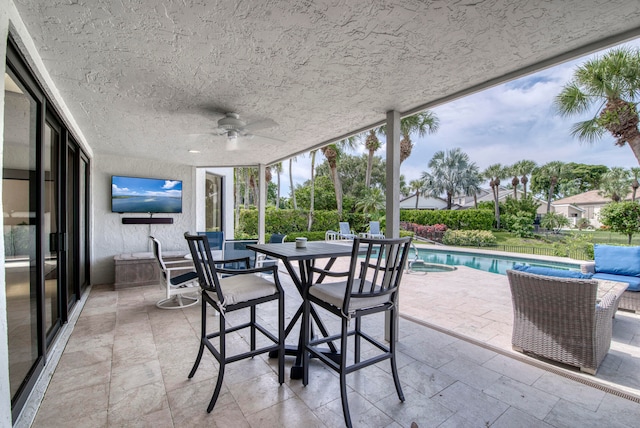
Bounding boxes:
[461,164,482,208]
[234,168,242,229]
[272,162,283,209]
[364,129,381,188]
[247,167,259,207]
[512,160,537,198]
[355,188,385,216]
[554,47,640,164]
[508,165,520,200]
[422,148,473,209]
[378,111,440,163]
[541,161,565,213]
[307,150,317,231]
[631,167,640,201]
[408,178,427,209]
[599,167,631,202]
[483,163,507,228]
[288,156,297,210]
[321,137,357,217]
[399,111,440,163]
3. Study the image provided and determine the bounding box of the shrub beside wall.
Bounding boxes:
[442,230,497,247]
[238,208,370,237]
[400,209,494,230]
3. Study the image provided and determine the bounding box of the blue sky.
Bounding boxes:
[112,176,182,197]
[284,37,640,196]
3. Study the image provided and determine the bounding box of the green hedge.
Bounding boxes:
[238,208,371,236]
[442,230,497,246]
[400,209,494,230]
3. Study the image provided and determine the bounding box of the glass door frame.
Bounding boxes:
[5,35,92,422]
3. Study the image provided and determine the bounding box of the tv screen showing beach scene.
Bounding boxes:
[111,176,183,213]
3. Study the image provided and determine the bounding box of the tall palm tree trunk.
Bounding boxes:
[289,158,297,210]
[547,180,556,213]
[234,168,241,230]
[276,169,280,209]
[366,148,374,188]
[493,184,500,229]
[308,151,316,231]
[243,168,250,208]
[331,165,343,216]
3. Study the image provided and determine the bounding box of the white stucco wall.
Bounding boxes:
[91,154,198,285]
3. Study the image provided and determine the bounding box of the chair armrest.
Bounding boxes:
[164,259,193,265]
[581,261,595,274]
[309,265,350,278]
[165,265,196,274]
[213,256,250,265]
[216,263,279,277]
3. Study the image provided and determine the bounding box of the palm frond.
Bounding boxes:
[554,83,592,116]
[569,119,606,144]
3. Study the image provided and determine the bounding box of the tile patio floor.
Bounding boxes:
[25,247,640,427]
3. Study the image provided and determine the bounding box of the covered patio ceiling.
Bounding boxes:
[12,0,640,168]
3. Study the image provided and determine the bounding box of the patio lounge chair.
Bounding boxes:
[324,222,358,241]
[507,268,627,374]
[363,221,385,239]
[338,222,357,240]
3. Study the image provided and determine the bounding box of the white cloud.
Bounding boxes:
[162,180,180,189]
[277,38,640,194]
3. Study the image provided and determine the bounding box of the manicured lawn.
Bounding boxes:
[576,229,640,246]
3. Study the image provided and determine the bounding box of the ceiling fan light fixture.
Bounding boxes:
[227,130,238,140]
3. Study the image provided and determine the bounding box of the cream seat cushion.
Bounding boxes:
[210,274,278,305]
[309,280,391,312]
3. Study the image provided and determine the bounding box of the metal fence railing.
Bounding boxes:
[478,245,591,261]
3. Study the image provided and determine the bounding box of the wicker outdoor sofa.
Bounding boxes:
[581,261,640,313]
[506,269,627,374]
[580,244,640,314]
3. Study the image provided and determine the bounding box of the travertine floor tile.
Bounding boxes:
[28,255,640,427]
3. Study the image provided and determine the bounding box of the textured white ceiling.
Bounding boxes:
[12,0,640,167]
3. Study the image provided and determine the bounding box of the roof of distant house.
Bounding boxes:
[552,189,633,206]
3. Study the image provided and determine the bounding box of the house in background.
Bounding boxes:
[552,189,633,228]
[453,187,548,216]
[399,194,450,210]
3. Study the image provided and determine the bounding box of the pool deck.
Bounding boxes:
[401,244,640,398]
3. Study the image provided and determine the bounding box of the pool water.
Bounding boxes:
[415,248,580,275]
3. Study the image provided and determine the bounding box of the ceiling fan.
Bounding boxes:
[209,111,280,146]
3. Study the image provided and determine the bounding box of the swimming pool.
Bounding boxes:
[415,248,580,275]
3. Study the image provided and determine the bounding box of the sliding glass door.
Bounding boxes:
[3,68,40,411]
[4,38,91,421]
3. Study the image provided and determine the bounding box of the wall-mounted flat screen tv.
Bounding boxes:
[111,175,183,213]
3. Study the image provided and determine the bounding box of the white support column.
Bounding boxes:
[385,110,401,341]
[258,164,267,243]
[386,110,401,238]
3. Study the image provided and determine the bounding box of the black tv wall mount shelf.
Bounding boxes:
[122,217,173,224]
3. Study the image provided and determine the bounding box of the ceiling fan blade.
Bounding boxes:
[244,118,279,132]
[250,133,284,144]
